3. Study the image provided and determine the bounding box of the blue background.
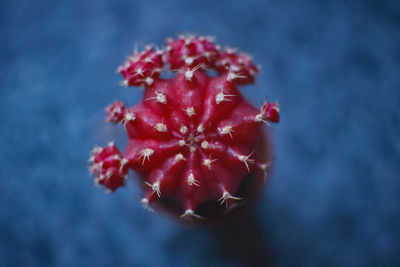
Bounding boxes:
[1,0,400,266]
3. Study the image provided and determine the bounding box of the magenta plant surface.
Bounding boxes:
[89,35,279,220]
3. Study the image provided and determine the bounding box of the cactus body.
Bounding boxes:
[89,35,279,219]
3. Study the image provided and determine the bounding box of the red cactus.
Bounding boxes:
[89,35,280,220]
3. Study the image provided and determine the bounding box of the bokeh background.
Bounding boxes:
[1,0,399,266]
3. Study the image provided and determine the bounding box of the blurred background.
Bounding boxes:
[1,0,399,266]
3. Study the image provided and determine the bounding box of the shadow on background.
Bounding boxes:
[210,214,274,267]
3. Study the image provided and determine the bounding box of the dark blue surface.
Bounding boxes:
[1,0,400,266]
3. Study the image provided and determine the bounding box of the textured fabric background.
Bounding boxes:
[1,0,399,266]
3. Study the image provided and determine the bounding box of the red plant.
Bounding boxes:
[89,35,279,220]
